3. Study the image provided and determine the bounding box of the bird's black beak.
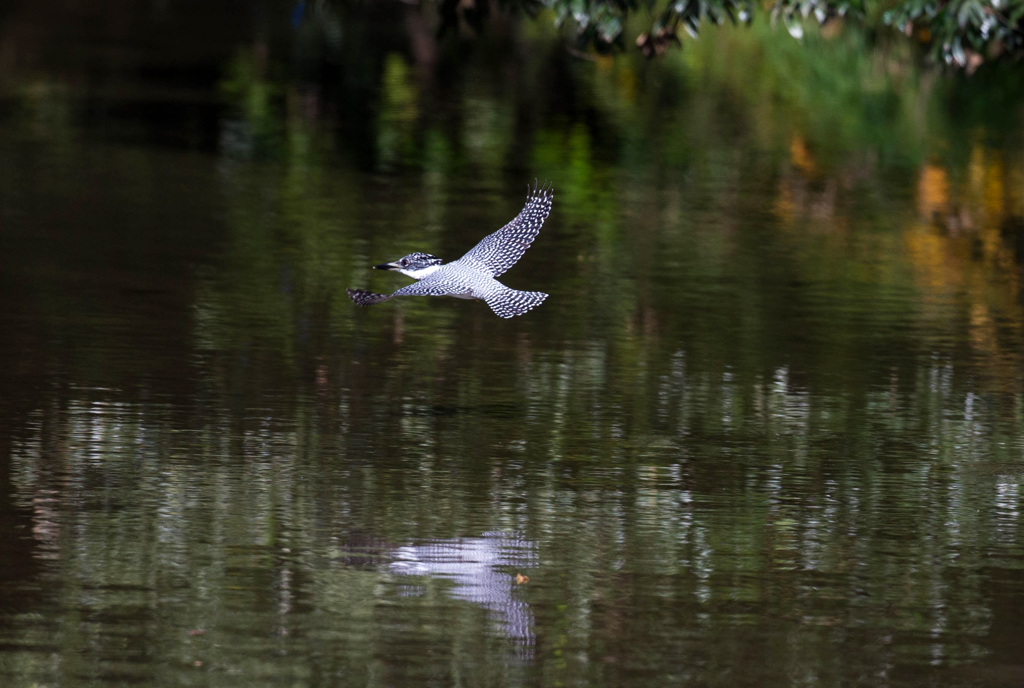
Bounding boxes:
[373,262,399,271]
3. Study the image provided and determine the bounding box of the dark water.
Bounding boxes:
[4,3,1024,687]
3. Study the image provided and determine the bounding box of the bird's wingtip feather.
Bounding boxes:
[347,288,391,307]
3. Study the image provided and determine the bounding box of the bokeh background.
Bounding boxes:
[3,2,1024,686]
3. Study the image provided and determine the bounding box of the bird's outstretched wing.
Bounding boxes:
[461,181,553,277]
[347,289,392,306]
[347,280,454,307]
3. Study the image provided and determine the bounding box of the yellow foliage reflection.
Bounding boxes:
[904,150,1024,391]
[917,165,949,221]
[789,135,817,176]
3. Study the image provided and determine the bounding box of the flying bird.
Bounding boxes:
[348,181,552,318]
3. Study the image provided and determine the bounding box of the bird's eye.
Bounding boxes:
[400,259,408,266]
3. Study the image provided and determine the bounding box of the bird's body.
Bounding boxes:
[348,182,553,318]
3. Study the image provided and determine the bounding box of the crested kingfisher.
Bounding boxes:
[347,181,553,318]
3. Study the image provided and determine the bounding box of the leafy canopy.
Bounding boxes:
[438,0,1024,69]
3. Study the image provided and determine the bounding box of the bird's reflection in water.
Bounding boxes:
[390,533,537,653]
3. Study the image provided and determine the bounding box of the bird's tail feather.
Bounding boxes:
[485,287,548,318]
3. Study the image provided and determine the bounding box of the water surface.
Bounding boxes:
[3,4,1024,686]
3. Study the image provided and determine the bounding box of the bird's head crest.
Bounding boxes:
[373,252,444,277]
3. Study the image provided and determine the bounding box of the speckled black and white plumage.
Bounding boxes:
[348,181,553,318]
[461,180,553,277]
[485,287,547,318]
